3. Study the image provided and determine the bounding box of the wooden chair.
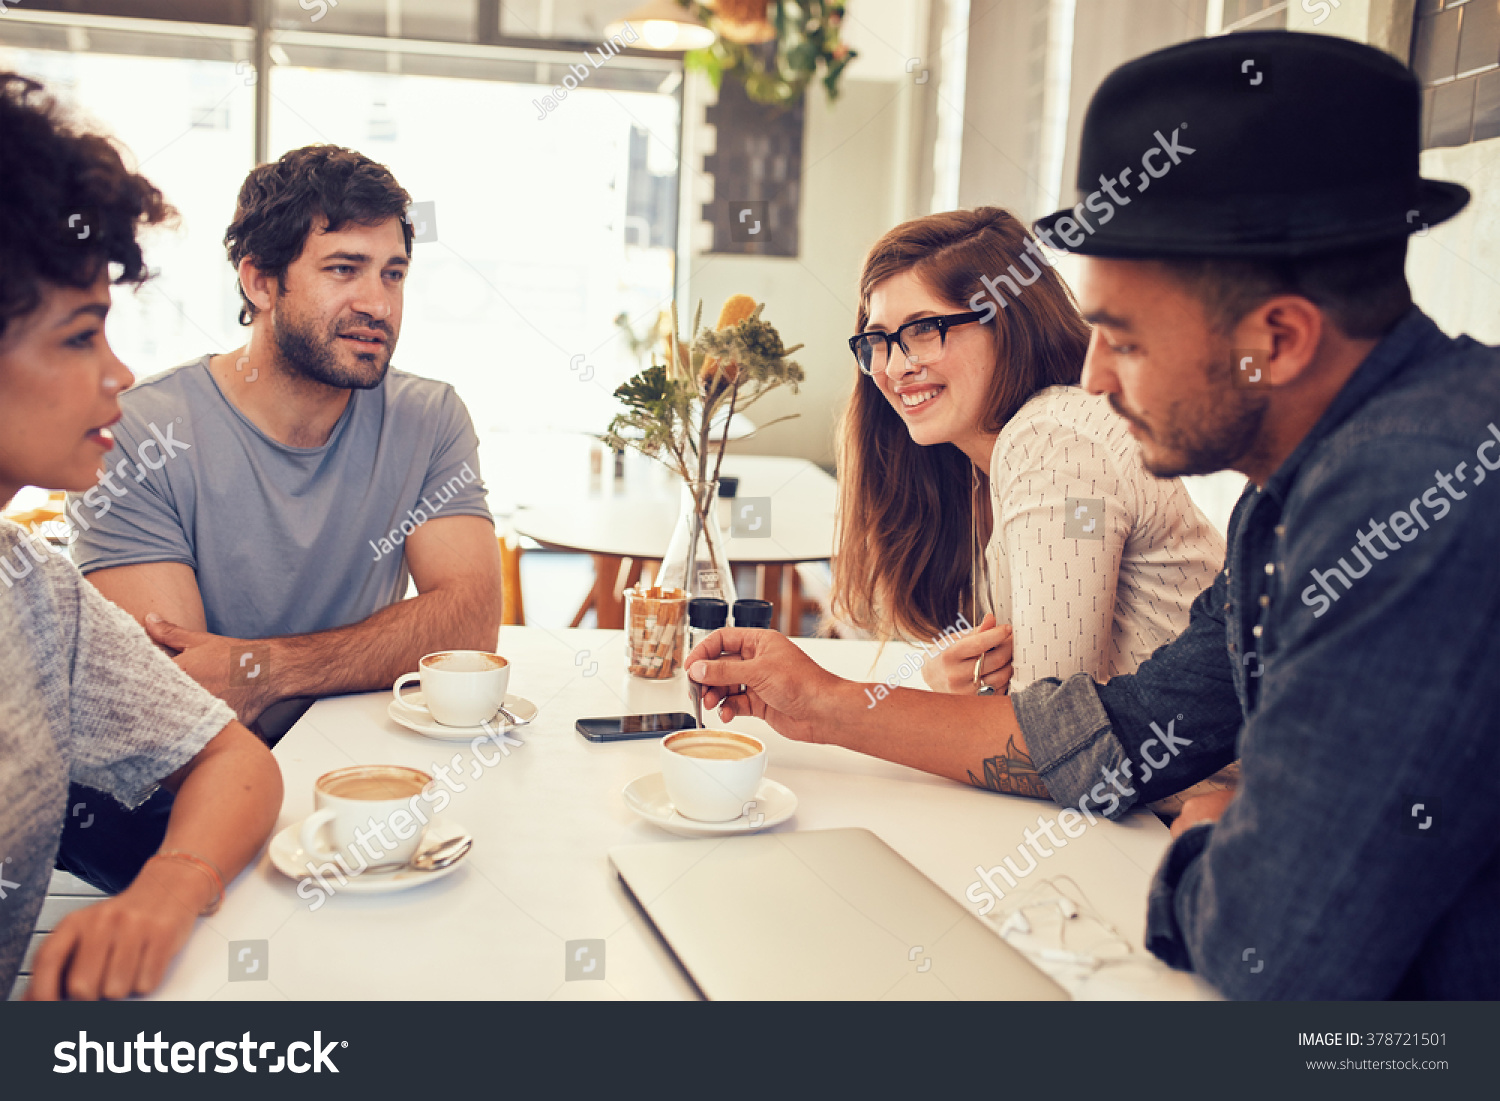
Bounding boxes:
[498,530,526,626]
[2,490,65,532]
[568,555,655,630]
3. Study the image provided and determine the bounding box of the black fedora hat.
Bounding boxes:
[1033,31,1470,259]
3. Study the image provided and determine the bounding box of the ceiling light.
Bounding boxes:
[605,0,718,52]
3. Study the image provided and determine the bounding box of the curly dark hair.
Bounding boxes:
[224,145,413,326]
[0,72,174,342]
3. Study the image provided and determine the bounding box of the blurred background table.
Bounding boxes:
[488,433,835,634]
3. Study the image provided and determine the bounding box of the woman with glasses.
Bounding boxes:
[831,207,1224,700]
[0,73,281,1000]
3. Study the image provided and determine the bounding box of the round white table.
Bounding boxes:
[501,437,836,631]
[513,453,834,564]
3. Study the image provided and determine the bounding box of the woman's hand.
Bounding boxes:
[919,612,1014,694]
[687,627,845,743]
[24,857,211,1000]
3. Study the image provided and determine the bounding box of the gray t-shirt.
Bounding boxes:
[68,357,492,639]
[0,521,233,998]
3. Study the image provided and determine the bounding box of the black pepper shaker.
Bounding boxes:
[732,599,774,629]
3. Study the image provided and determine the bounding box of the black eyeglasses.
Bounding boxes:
[848,311,987,376]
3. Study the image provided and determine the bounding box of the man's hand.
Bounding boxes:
[920,612,1014,694]
[24,858,210,1000]
[144,614,272,723]
[687,628,844,743]
[1170,788,1237,838]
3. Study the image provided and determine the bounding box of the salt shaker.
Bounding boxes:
[687,598,728,727]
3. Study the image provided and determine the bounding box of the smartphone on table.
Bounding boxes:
[575,713,698,742]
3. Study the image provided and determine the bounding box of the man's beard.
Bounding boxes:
[272,306,393,391]
[1111,361,1268,479]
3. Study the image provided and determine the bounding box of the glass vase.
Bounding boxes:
[657,479,738,605]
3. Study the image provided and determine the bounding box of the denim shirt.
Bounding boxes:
[1012,308,1500,999]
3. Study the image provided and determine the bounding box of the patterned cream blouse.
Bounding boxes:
[983,385,1226,691]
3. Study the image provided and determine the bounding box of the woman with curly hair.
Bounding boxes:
[0,72,281,1000]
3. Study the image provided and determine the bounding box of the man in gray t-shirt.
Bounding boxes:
[57,145,502,892]
[70,357,491,642]
[67,145,502,728]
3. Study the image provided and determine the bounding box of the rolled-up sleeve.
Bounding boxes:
[1013,567,1245,817]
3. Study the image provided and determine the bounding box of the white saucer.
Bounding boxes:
[387,690,537,741]
[623,773,797,837]
[268,815,471,893]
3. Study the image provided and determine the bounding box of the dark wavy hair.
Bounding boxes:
[832,207,1091,643]
[224,145,413,325]
[0,72,174,341]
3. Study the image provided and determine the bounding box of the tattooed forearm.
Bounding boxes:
[967,736,1050,799]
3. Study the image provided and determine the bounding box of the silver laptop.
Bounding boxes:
[609,827,1070,1000]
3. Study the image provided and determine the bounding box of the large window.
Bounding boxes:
[0,31,256,374]
[0,5,683,450]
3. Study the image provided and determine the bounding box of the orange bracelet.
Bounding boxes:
[150,850,225,915]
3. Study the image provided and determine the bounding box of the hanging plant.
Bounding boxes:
[683,1,858,106]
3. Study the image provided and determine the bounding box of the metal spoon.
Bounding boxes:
[364,833,473,875]
[495,701,531,728]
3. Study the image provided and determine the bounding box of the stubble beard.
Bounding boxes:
[1113,357,1268,479]
[271,303,393,391]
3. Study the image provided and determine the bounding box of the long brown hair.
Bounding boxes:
[831,207,1090,642]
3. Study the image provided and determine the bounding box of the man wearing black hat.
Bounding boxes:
[686,31,1499,999]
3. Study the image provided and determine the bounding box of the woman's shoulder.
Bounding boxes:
[0,521,78,596]
[991,386,1136,477]
[0,521,80,675]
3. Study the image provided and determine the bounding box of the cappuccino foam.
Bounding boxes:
[668,736,760,761]
[425,650,507,673]
[322,772,427,801]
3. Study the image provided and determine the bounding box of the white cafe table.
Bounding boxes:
[149,628,1217,1001]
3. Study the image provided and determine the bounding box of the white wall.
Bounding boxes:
[1410,136,1500,345]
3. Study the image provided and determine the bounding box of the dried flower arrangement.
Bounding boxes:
[601,294,805,595]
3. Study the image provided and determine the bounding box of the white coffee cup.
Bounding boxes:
[300,764,433,872]
[392,649,510,727]
[660,729,767,822]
